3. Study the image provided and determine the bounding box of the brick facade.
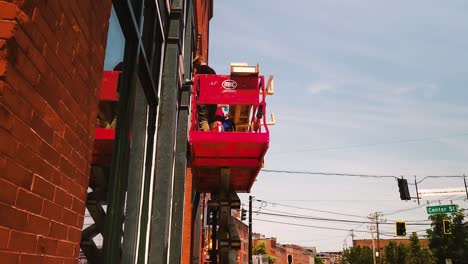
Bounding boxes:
[252,235,315,264]
[0,0,111,262]
[353,238,430,251]
[193,0,213,61]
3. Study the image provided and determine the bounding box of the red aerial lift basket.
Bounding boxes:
[190,74,270,192]
[92,70,120,166]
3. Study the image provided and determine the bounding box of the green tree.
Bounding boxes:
[383,241,407,264]
[252,242,276,264]
[426,211,468,264]
[427,213,453,264]
[451,211,468,263]
[407,233,434,264]
[252,241,268,255]
[314,255,324,264]
[342,246,373,264]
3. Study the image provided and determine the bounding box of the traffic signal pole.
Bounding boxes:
[414,176,420,205]
[464,175,468,199]
[248,195,253,264]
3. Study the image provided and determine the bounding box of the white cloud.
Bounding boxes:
[212,0,468,252]
[394,82,439,98]
[307,82,336,94]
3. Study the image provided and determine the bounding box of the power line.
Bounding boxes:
[254,218,374,234]
[382,196,467,215]
[262,170,398,179]
[254,198,369,219]
[254,211,368,225]
[383,203,429,216]
[272,131,468,154]
[261,169,466,184]
[255,199,401,202]
[254,197,467,220]
[252,206,371,224]
[281,236,347,243]
[416,175,466,184]
[253,210,431,226]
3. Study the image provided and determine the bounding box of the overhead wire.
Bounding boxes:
[254,198,370,219]
[271,131,468,154]
[254,197,466,221]
[253,210,431,226]
[254,219,426,238]
[262,169,398,179]
[416,175,466,184]
[261,169,466,184]
[382,196,467,215]
[256,199,401,202]
[252,206,372,224]
[254,218,374,234]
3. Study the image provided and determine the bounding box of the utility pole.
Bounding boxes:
[464,174,468,199]
[248,195,253,264]
[371,228,377,264]
[367,222,376,264]
[351,229,355,247]
[414,176,420,205]
[375,212,381,264]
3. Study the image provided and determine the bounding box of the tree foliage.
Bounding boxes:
[314,255,324,264]
[252,241,268,255]
[252,241,276,264]
[426,210,468,264]
[383,241,407,264]
[342,245,373,264]
[407,233,434,264]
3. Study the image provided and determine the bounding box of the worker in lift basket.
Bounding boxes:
[193,56,217,131]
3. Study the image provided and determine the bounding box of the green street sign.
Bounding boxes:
[426,205,458,215]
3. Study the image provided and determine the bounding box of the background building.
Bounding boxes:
[353,238,429,250]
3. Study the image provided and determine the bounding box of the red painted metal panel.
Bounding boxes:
[192,158,261,167]
[92,128,115,165]
[100,71,121,101]
[92,71,120,165]
[195,74,261,104]
[190,131,269,158]
[193,166,261,193]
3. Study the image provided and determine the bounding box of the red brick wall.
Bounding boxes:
[0,0,111,262]
[285,245,310,264]
[193,0,213,61]
[233,217,248,264]
[253,238,289,264]
[353,238,430,251]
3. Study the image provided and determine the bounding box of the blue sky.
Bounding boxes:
[210,0,468,251]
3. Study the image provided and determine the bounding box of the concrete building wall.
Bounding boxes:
[0,0,111,262]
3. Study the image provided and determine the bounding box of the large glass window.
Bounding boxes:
[80,0,167,262]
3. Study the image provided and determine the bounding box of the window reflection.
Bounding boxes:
[104,7,125,70]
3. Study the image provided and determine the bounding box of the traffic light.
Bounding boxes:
[396,221,406,236]
[397,178,411,200]
[207,206,216,225]
[241,208,246,221]
[443,219,451,234]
